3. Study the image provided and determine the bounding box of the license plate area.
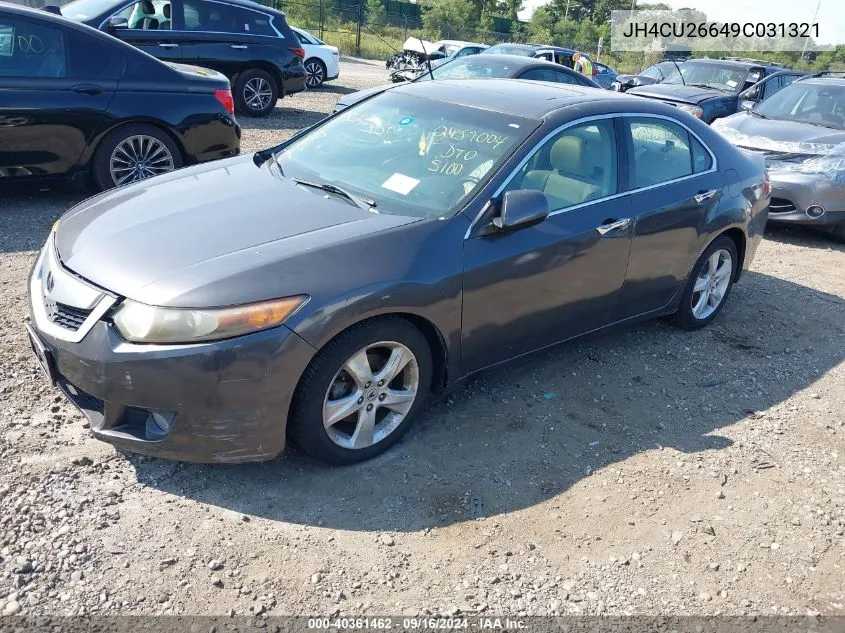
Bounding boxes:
[25,321,57,386]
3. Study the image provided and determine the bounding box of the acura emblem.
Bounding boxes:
[45,271,55,293]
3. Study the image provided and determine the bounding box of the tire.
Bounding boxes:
[92,123,182,191]
[234,68,278,117]
[304,58,327,89]
[672,236,738,331]
[289,317,433,465]
[832,222,845,243]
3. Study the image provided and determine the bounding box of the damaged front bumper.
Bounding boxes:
[767,168,845,228]
[26,237,317,463]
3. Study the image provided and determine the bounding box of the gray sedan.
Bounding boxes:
[27,80,769,465]
[713,76,845,242]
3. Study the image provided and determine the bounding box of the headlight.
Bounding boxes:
[678,105,704,118]
[112,296,307,344]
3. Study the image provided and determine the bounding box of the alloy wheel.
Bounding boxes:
[243,77,274,111]
[691,248,733,320]
[305,60,325,88]
[322,341,420,450]
[109,135,175,186]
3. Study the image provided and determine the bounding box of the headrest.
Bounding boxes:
[140,0,154,13]
[163,4,171,17]
[550,135,582,172]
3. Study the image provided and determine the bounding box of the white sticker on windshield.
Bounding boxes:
[509,123,520,128]
[726,79,738,88]
[382,173,420,195]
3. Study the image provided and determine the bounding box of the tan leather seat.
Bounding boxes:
[522,135,600,209]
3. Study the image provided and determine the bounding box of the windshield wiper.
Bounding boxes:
[291,178,377,210]
[687,82,729,92]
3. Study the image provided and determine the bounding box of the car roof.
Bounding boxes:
[794,76,845,86]
[394,78,635,119]
[685,58,780,69]
[2,3,131,42]
[459,53,559,69]
[438,40,486,47]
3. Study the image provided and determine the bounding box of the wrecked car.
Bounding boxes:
[713,76,845,242]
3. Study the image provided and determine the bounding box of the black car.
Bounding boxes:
[627,59,785,124]
[0,4,240,190]
[335,54,600,112]
[26,80,769,465]
[57,0,306,116]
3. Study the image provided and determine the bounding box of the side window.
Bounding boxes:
[781,74,800,88]
[184,1,277,36]
[628,118,694,188]
[0,17,66,78]
[691,136,713,173]
[502,119,618,211]
[520,69,557,82]
[551,70,577,85]
[555,52,572,67]
[66,32,124,79]
[117,0,172,30]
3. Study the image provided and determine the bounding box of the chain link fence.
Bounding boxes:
[269,0,528,60]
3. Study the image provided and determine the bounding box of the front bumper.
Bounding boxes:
[27,241,317,464]
[767,169,845,228]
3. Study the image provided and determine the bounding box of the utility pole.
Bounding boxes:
[800,0,821,59]
[564,0,570,22]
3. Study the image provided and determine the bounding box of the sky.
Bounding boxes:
[517,0,842,47]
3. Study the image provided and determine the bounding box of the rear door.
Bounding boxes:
[0,14,119,182]
[617,115,723,317]
[180,0,277,78]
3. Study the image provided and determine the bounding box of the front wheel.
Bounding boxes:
[289,318,433,465]
[234,68,278,117]
[673,236,738,330]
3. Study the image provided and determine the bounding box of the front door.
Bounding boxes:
[108,0,189,64]
[461,117,634,374]
[0,13,118,182]
[618,115,723,317]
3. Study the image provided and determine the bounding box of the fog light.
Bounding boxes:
[806,205,825,219]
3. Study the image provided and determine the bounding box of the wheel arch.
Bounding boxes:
[719,227,747,282]
[85,118,188,172]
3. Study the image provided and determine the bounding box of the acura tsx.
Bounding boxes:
[26,80,770,465]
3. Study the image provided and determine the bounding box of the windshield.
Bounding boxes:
[755,82,845,129]
[642,61,679,81]
[664,62,748,93]
[483,44,534,57]
[274,92,535,218]
[416,56,520,81]
[60,0,118,21]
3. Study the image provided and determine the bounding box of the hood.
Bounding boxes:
[55,156,418,307]
[335,83,393,110]
[714,112,845,152]
[628,83,731,104]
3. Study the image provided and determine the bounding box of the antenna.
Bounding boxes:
[668,57,685,85]
[418,37,435,81]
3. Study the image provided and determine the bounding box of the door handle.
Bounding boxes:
[595,218,631,235]
[694,189,718,204]
[230,44,247,49]
[158,42,178,48]
[72,84,103,95]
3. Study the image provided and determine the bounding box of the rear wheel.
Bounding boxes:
[92,123,181,191]
[289,318,432,465]
[234,68,278,117]
[673,236,738,330]
[304,58,327,88]
[832,222,845,243]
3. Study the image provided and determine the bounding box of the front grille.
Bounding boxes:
[770,198,797,214]
[51,302,92,331]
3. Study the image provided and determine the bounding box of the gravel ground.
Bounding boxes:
[1,59,844,620]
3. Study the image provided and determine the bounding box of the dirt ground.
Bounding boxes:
[0,59,843,619]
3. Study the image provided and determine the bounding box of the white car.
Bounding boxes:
[292,27,341,89]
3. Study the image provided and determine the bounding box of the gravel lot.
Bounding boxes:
[1,59,844,620]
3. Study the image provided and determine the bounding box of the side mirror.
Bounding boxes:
[740,86,759,101]
[740,100,755,112]
[492,190,550,232]
[107,16,129,30]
